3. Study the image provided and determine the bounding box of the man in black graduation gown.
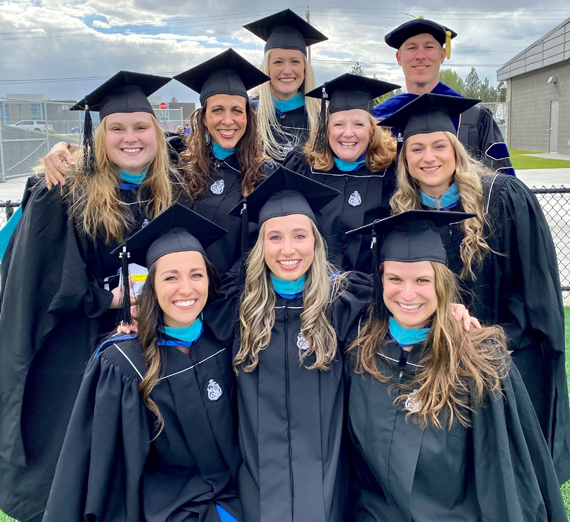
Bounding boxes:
[374,17,515,175]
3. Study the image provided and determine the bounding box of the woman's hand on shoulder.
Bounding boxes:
[44,142,78,188]
[451,303,481,332]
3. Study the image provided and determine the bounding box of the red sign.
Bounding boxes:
[159,102,168,110]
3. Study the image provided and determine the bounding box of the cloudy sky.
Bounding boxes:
[1,0,569,105]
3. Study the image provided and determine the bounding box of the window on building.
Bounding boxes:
[17,104,23,117]
[3,105,10,123]
[31,103,42,119]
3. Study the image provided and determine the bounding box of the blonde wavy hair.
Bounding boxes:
[57,115,174,244]
[390,131,490,280]
[348,261,509,430]
[251,49,320,161]
[304,112,397,172]
[234,219,346,373]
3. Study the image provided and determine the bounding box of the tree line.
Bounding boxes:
[348,62,507,105]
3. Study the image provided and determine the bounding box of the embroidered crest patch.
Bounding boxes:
[348,190,362,207]
[210,179,225,195]
[141,218,150,228]
[297,332,309,350]
[404,389,422,413]
[206,379,223,401]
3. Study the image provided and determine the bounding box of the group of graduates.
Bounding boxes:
[0,8,568,522]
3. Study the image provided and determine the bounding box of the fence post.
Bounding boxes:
[45,101,50,154]
[5,200,13,220]
[0,103,5,183]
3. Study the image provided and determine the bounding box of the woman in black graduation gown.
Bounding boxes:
[43,203,241,522]
[383,93,570,484]
[0,72,178,522]
[172,49,275,275]
[346,211,567,522]
[284,74,400,272]
[243,9,326,162]
[205,168,372,522]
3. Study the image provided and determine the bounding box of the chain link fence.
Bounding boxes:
[1,186,569,297]
[480,101,508,145]
[0,97,184,181]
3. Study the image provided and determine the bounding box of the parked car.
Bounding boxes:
[71,126,80,133]
[9,120,53,132]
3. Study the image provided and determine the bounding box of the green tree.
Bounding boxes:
[439,68,464,94]
[496,81,507,102]
[464,67,481,99]
[478,77,497,102]
[349,62,366,76]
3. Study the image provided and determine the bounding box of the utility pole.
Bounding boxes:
[305,6,311,64]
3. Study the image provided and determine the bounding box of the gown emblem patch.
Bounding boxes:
[210,179,225,195]
[348,191,362,207]
[141,218,150,228]
[206,379,223,401]
[404,389,422,413]
[297,332,309,351]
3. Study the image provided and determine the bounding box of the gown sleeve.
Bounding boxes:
[477,107,515,176]
[331,271,372,345]
[472,361,567,521]
[282,151,311,176]
[43,348,150,522]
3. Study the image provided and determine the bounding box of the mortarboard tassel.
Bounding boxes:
[370,230,382,321]
[119,244,133,326]
[81,105,96,177]
[444,30,452,59]
[239,200,249,285]
[313,83,329,155]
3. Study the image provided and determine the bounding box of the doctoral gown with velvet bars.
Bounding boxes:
[432,173,570,484]
[0,179,151,522]
[205,271,372,522]
[43,328,241,522]
[283,153,397,273]
[347,338,568,522]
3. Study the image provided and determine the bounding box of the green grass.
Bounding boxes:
[2,308,570,520]
[510,149,570,170]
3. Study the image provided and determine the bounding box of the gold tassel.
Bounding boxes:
[445,30,451,59]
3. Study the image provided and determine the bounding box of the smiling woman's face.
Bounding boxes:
[203,94,247,149]
[154,250,209,328]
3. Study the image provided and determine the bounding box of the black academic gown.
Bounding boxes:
[43,327,242,522]
[271,106,310,161]
[434,174,570,484]
[0,180,150,522]
[205,271,372,522]
[284,152,397,272]
[347,339,568,522]
[179,154,278,276]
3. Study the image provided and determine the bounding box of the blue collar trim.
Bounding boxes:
[212,141,236,160]
[333,153,366,172]
[388,316,430,347]
[119,169,147,185]
[420,182,460,210]
[158,317,204,347]
[271,273,306,299]
[274,92,306,115]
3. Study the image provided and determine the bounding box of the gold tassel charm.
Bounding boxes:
[445,30,452,59]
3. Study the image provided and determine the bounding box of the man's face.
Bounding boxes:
[396,33,445,92]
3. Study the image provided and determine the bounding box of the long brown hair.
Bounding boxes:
[390,131,491,280]
[348,261,508,430]
[178,99,266,200]
[136,257,221,435]
[63,115,174,244]
[304,112,397,172]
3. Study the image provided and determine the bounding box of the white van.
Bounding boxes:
[9,120,53,132]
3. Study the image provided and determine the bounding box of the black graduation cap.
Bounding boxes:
[174,49,269,105]
[385,16,457,58]
[306,73,400,115]
[229,166,339,275]
[112,203,226,324]
[71,71,171,119]
[347,210,475,320]
[70,71,171,177]
[243,9,328,56]
[379,93,480,141]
